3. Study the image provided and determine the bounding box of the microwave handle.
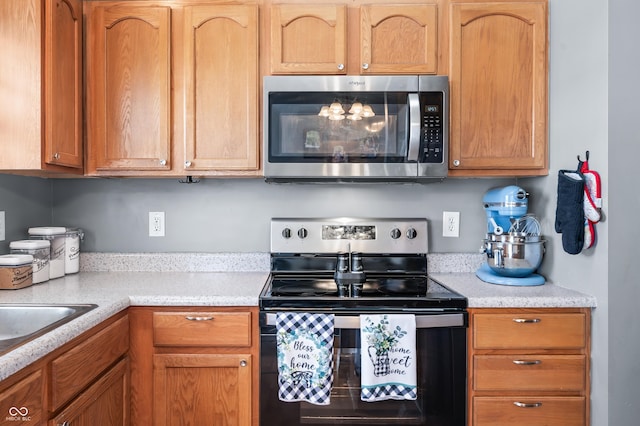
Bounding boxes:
[407,93,421,162]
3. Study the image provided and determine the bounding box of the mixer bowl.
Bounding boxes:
[483,234,545,277]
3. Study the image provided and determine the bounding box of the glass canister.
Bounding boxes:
[28,227,66,279]
[65,228,84,274]
[10,240,51,284]
[0,254,33,290]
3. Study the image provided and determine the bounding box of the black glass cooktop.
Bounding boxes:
[259,274,467,311]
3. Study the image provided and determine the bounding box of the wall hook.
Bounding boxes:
[577,150,590,163]
[178,176,200,184]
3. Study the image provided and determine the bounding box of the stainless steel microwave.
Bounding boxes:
[263,75,448,182]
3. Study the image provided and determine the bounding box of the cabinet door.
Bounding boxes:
[270,4,347,74]
[153,354,251,426]
[50,358,129,426]
[45,0,82,169]
[0,371,44,426]
[360,5,437,74]
[182,5,259,171]
[86,3,171,172]
[449,2,548,176]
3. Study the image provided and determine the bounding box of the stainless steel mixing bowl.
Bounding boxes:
[482,233,545,277]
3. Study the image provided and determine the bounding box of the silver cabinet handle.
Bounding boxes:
[513,359,542,365]
[53,152,60,160]
[240,359,248,367]
[362,63,369,70]
[513,318,541,323]
[159,159,167,166]
[59,422,70,426]
[337,63,345,70]
[185,160,192,168]
[453,159,460,167]
[513,402,543,408]
[185,316,214,321]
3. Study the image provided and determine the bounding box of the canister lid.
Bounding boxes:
[28,226,67,236]
[65,227,84,237]
[10,239,51,249]
[0,254,34,266]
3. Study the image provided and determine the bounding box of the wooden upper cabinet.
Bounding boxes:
[45,0,83,169]
[270,4,347,74]
[270,3,437,75]
[0,0,82,175]
[85,3,172,174]
[449,2,548,176]
[360,4,437,74]
[182,5,259,172]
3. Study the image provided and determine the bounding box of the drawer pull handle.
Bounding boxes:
[513,318,541,323]
[185,316,214,321]
[240,359,248,367]
[514,401,543,408]
[513,359,542,365]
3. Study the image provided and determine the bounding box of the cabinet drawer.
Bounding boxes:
[0,370,43,426]
[473,313,586,349]
[153,311,251,347]
[474,355,586,392]
[473,396,585,426]
[50,315,129,411]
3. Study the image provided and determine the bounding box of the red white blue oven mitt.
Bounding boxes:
[580,162,602,249]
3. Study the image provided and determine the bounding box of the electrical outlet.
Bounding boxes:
[443,211,460,238]
[149,212,165,237]
[0,211,5,241]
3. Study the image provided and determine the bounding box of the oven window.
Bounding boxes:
[260,325,466,426]
[268,92,409,163]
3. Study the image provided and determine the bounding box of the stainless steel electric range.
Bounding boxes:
[259,218,468,426]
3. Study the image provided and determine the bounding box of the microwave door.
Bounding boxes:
[407,93,421,163]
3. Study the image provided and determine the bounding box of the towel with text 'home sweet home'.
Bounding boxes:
[360,314,417,402]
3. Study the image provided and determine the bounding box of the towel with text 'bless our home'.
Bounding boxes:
[360,314,417,402]
[276,312,335,405]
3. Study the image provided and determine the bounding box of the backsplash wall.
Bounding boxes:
[49,177,527,253]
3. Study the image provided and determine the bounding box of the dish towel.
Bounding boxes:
[276,312,335,405]
[360,314,417,402]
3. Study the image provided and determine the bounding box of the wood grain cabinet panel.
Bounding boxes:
[85,2,172,173]
[0,371,44,426]
[449,1,548,176]
[153,354,252,426]
[468,308,590,426]
[153,311,252,347]
[0,0,83,175]
[50,315,129,411]
[50,358,129,426]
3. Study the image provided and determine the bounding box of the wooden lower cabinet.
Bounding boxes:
[130,307,259,426]
[49,358,129,426]
[468,308,591,426]
[0,370,44,426]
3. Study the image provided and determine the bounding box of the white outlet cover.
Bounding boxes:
[149,212,165,237]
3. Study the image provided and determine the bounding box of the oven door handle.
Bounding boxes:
[265,313,465,329]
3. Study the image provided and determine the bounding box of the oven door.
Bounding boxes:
[260,312,467,426]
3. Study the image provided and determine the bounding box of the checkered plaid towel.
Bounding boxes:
[361,314,417,402]
[276,312,335,405]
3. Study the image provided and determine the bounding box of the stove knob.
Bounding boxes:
[390,228,402,239]
[407,228,418,239]
[282,228,292,239]
[297,227,308,239]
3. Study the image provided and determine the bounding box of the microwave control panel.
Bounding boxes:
[420,92,444,164]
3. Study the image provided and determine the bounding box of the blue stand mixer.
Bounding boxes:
[476,185,546,286]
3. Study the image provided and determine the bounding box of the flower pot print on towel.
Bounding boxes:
[363,315,407,377]
[360,314,417,401]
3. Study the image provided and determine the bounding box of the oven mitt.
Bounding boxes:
[581,166,602,249]
[555,170,585,254]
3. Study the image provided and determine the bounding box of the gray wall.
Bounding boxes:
[0,175,52,253]
[609,0,639,424]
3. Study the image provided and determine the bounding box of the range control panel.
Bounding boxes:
[270,218,428,254]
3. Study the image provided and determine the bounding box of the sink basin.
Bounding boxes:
[0,304,97,354]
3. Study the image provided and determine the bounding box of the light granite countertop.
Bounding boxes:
[0,252,596,382]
